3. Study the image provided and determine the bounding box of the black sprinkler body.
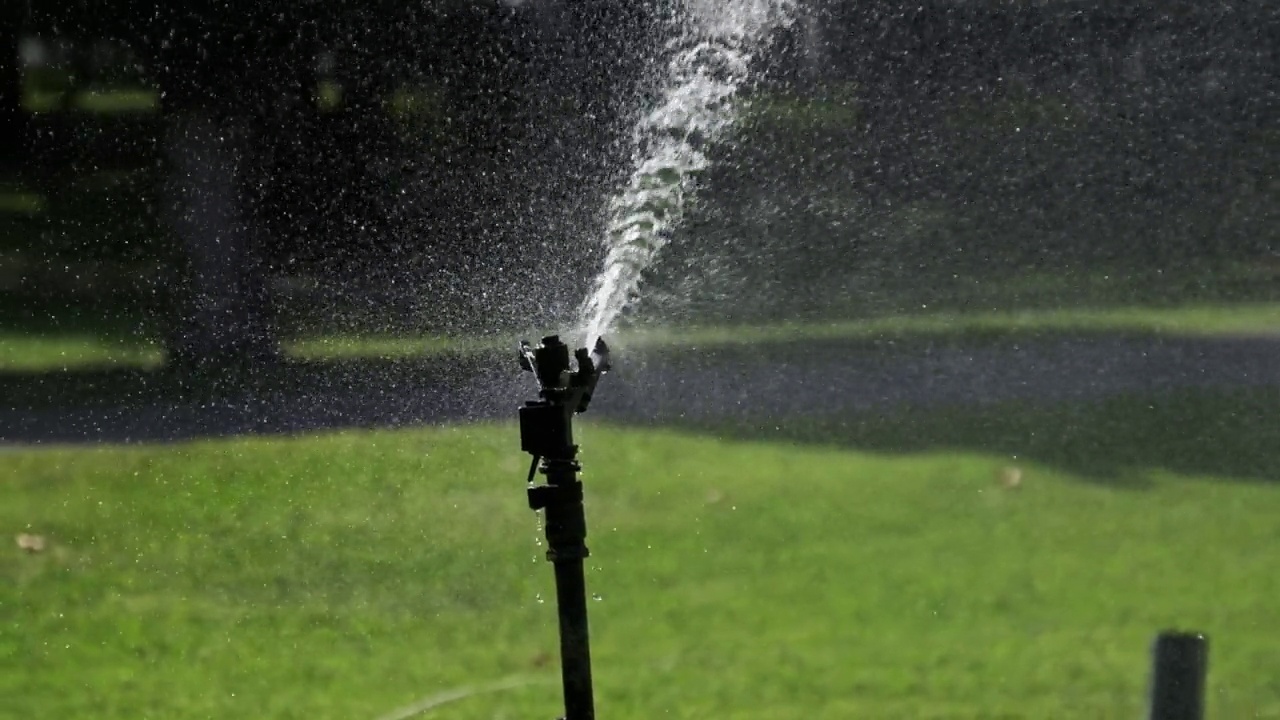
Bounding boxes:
[518,335,610,720]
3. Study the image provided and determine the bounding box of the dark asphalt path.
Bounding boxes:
[2,334,1277,444]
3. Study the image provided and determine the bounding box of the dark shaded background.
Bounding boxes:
[1,1,1278,493]
[1,0,1276,364]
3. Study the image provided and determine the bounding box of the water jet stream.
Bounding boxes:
[578,0,794,346]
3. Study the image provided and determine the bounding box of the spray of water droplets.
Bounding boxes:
[578,0,794,345]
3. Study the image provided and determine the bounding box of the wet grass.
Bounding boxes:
[3,417,1279,719]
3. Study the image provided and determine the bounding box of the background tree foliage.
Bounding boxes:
[2,0,1276,348]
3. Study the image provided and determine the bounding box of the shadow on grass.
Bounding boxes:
[4,330,1279,491]
[597,331,1280,487]
[0,348,524,444]
[668,386,1280,487]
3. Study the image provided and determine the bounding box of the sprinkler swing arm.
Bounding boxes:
[517,335,610,720]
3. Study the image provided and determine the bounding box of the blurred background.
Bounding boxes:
[2,0,658,371]
[2,0,1275,374]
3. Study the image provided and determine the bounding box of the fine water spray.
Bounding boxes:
[577,0,795,345]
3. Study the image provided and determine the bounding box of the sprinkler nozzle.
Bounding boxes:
[518,335,610,415]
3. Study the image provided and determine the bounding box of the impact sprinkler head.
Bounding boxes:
[514,336,611,720]
[518,335,610,414]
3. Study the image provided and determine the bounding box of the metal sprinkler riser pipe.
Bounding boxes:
[517,334,610,720]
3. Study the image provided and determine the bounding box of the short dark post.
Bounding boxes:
[1147,631,1208,720]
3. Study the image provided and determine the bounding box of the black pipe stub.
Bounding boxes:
[1148,631,1208,720]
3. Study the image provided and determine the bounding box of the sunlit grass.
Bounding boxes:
[0,192,46,214]
[23,89,160,114]
[3,406,1279,719]
[285,302,1280,361]
[22,84,440,117]
[0,333,165,372]
[73,89,161,114]
[7,301,1277,372]
[285,333,506,362]
[619,302,1280,349]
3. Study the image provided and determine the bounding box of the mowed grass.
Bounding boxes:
[3,411,1280,719]
[0,334,166,372]
[3,301,1279,371]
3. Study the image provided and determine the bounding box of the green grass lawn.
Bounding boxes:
[0,334,167,372]
[3,301,1279,372]
[4,393,1280,718]
[617,301,1280,350]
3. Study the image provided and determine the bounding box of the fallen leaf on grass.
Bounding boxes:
[16,533,46,553]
